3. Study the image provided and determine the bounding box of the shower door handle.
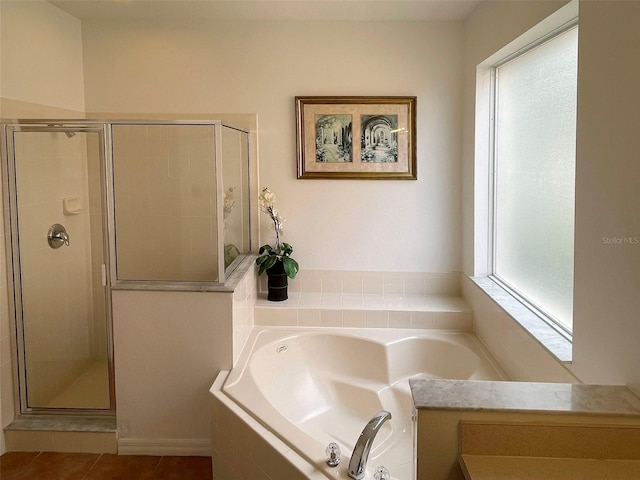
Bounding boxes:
[47,224,70,249]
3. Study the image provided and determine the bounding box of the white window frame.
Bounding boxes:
[472,1,578,362]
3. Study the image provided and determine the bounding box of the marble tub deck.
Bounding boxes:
[411,379,640,480]
[410,379,640,416]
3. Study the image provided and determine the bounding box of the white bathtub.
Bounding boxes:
[217,327,506,479]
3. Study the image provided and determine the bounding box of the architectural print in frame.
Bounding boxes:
[296,96,416,179]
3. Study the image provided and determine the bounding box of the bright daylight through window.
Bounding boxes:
[491,25,578,333]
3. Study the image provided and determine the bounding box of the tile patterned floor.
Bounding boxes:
[0,452,213,480]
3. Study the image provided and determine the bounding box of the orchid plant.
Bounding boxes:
[256,187,299,279]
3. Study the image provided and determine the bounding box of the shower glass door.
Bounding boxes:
[6,125,113,412]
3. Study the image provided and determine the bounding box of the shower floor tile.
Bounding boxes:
[46,362,110,409]
[0,452,213,480]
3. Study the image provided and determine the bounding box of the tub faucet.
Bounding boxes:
[348,410,392,480]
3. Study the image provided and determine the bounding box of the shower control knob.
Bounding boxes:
[47,224,70,249]
[325,442,341,467]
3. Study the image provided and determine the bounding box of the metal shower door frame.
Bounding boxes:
[1,120,116,416]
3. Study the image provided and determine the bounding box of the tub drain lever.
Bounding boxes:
[325,442,341,467]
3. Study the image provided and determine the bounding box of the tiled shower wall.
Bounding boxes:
[112,125,219,282]
[14,132,96,405]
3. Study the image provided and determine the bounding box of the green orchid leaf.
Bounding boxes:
[263,255,277,271]
[258,254,277,276]
[258,244,273,255]
[282,256,299,279]
[281,243,293,256]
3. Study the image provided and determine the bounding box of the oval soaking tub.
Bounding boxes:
[215,327,507,480]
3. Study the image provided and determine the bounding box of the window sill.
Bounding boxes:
[470,276,572,363]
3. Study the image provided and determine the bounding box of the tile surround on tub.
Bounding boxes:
[261,270,461,296]
[257,292,469,312]
[256,271,469,330]
[254,293,472,329]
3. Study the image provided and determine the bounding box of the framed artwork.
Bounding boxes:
[295,96,417,179]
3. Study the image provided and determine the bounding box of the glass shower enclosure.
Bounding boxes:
[1,120,251,415]
[110,122,251,283]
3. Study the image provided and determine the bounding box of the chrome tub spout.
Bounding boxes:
[348,410,392,479]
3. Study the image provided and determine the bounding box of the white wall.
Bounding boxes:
[81,19,464,273]
[462,1,640,394]
[570,0,640,393]
[0,0,85,112]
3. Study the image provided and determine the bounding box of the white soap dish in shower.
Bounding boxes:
[63,196,86,215]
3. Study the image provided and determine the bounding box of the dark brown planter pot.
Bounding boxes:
[266,260,288,302]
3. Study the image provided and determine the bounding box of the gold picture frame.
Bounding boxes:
[296,96,417,179]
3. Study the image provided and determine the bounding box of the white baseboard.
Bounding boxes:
[118,438,211,456]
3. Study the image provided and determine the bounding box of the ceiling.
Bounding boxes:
[48,0,482,22]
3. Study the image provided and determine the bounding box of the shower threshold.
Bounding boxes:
[4,415,117,453]
[6,414,116,433]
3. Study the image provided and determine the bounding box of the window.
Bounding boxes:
[491,25,578,333]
